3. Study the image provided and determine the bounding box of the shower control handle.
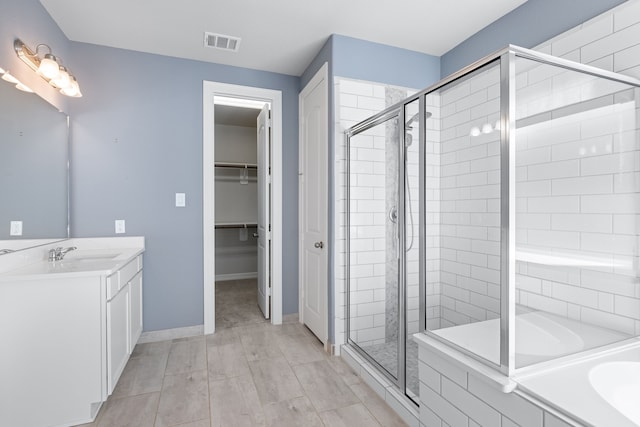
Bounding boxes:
[314,241,324,249]
[253,232,259,238]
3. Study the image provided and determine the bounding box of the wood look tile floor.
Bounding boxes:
[76,280,407,427]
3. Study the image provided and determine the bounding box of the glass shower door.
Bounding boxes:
[348,111,401,381]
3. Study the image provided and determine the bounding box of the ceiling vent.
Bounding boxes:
[204,32,241,52]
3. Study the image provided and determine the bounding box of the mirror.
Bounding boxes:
[0,78,69,252]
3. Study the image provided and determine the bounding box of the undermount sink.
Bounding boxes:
[589,361,640,426]
[63,251,120,262]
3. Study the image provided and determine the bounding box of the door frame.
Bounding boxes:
[203,81,283,334]
[298,62,329,343]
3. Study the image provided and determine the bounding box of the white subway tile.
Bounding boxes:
[581,152,639,176]
[419,383,469,427]
[551,213,612,233]
[520,292,568,316]
[614,42,640,72]
[357,95,385,111]
[613,214,639,234]
[517,275,542,293]
[581,232,636,255]
[517,146,552,166]
[582,194,640,214]
[614,294,640,319]
[517,180,552,197]
[582,22,640,63]
[580,269,637,297]
[528,159,580,180]
[441,378,501,427]
[340,79,375,96]
[551,134,614,161]
[550,281,599,308]
[467,375,543,427]
[517,213,551,230]
[552,175,613,195]
[552,14,613,57]
[527,196,580,213]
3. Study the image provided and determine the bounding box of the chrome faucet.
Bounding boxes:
[48,246,77,262]
[0,249,14,255]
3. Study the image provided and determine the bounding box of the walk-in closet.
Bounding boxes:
[213,98,271,329]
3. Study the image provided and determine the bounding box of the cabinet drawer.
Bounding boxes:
[119,257,140,285]
[107,256,142,300]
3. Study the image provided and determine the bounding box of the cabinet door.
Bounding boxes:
[129,271,143,351]
[107,284,129,395]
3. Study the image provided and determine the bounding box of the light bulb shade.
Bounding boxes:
[482,123,493,134]
[469,126,481,137]
[51,67,71,89]
[15,82,33,93]
[38,54,60,80]
[494,120,501,131]
[61,76,82,97]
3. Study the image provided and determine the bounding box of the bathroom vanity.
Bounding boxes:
[0,237,145,427]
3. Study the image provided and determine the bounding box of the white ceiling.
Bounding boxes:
[40,0,527,76]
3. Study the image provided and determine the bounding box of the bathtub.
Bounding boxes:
[517,345,640,426]
[432,310,629,368]
[422,310,640,426]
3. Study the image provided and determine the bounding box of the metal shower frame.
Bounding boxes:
[345,44,640,391]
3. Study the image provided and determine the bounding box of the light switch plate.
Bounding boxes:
[176,192,186,207]
[115,220,126,234]
[9,221,22,236]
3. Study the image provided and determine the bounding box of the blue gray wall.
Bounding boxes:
[441,0,628,77]
[68,42,300,331]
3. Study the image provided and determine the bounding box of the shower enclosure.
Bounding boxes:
[347,44,640,401]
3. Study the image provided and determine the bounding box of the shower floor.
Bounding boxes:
[362,337,419,398]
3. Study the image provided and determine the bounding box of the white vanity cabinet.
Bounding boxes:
[0,243,144,427]
[106,255,143,394]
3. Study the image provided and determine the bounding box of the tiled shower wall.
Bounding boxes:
[508,1,640,336]
[335,78,421,349]
[431,63,503,328]
[514,58,640,334]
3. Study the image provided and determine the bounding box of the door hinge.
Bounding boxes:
[267,174,271,184]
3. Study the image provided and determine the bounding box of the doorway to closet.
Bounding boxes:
[203,82,283,334]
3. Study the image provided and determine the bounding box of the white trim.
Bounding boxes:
[215,272,258,282]
[298,62,329,341]
[138,325,204,344]
[203,81,283,335]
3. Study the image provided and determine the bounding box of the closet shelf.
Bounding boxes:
[215,162,257,169]
[215,222,258,229]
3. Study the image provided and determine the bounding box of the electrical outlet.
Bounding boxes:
[115,220,126,234]
[176,192,186,207]
[9,221,22,236]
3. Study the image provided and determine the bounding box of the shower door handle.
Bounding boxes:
[314,241,324,249]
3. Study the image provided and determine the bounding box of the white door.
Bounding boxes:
[299,64,328,343]
[257,105,271,319]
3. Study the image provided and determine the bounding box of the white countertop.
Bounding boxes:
[0,237,144,281]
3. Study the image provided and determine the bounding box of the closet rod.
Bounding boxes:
[215,223,258,229]
[215,162,258,169]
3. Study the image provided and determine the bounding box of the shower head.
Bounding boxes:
[405,111,433,129]
[404,111,432,147]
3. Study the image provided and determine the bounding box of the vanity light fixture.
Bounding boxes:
[13,38,82,98]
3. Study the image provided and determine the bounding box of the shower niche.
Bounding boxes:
[346,44,640,398]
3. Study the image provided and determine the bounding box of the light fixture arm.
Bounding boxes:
[14,38,42,72]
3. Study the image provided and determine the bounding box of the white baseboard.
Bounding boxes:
[138,325,204,344]
[215,272,258,281]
